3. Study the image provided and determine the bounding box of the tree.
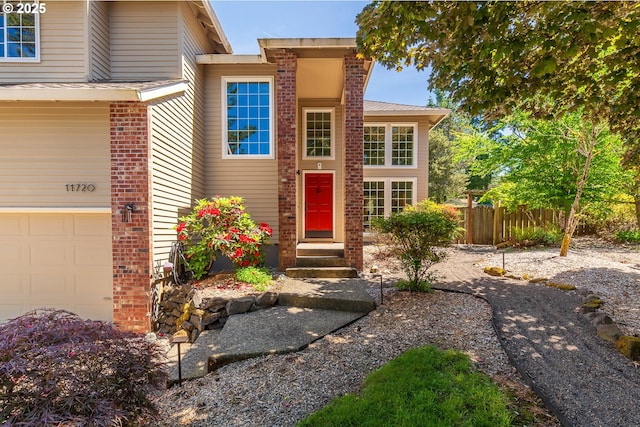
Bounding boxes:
[356,1,640,164]
[459,112,627,255]
[426,91,469,202]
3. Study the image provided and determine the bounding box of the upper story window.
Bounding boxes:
[303,108,334,159]
[0,1,41,61]
[364,123,417,168]
[223,77,274,158]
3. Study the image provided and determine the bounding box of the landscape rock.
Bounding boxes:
[596,323,622,343]
[256,292,278,307]
[226,296,256,315]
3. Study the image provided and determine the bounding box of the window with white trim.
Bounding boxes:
[364,123,417,167]
[222,77,273,158]
[364,126,385,166]
[363,178,417,230]
[363,180,385,230]
[303,108,333,158]
[0,1,40,61]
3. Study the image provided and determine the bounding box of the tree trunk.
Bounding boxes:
[559,124,598,257]
[635,194,640,228]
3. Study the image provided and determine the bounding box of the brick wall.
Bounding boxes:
[343,53,365,270]
[110,102,153,332]
[275,51,298,271]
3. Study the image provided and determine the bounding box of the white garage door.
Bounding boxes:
[0,212,113,324]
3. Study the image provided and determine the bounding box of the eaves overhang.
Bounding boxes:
[0,80,189,102]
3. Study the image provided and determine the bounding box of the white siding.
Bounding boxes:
[109,1,180,81]
[150,3,213,265]
[204,64,280,241]
[0,102,110,208]
[0,1,87,82]
[89,0,110,81]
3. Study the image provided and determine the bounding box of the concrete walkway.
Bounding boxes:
[165,277,376,382]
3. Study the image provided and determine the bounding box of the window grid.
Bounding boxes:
[391,126,414,166]
[225,79,272,157]
[364,126,386,166]
[391,181,413,213]
[305,111,332,157]
[0,2,38,60]
[363,181,385,230]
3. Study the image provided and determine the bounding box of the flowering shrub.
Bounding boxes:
[175,196,272,279]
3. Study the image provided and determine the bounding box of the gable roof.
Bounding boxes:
[364,100,450,128]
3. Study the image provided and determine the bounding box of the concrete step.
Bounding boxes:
[285,266,358,279]
[297,247,344,257]
[277,278,376,313]
[295,256,350,267]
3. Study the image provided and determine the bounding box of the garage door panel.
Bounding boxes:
[29,215,69,235]
[74,216,112,235]
[31,243,69,266]
[74,244,111,266]
[0,215,24,235]
[0,213,113,324]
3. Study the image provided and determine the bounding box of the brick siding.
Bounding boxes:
[343,53,365,270]
[110,102,153,332]
[275,51,298,271]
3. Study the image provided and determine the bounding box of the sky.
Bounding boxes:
[211,1,434,107]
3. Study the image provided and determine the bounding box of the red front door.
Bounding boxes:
[305,173,333,238]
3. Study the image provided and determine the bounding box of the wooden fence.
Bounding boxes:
[456,205,592,245]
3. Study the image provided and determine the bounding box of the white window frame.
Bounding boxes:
[363,123,418,169]
[0,1,41,63]
[363,177,418,227]
[221,76,274,159]
[302,108,334,160]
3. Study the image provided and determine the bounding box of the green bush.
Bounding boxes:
[0,309,167,426]
[175,196,272,279]
[373,201,461,291]
[509,224,563,247]
[614,229,640,243]
[235,266,273,291]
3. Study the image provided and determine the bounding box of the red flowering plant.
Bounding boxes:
[174,196,272,279]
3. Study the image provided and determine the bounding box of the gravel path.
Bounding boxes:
[432,246,640,427]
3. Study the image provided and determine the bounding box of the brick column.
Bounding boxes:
[110,102,153,332]
[275,50,298,271]
[344,53,365,271]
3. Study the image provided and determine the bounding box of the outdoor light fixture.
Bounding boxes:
[121,203,135,223]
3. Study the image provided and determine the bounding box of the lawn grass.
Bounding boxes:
[298,345,514,427]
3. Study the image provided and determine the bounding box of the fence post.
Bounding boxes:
[492,200,500,245]
[467,193,473,244]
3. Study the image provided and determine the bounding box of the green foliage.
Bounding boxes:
[176,196,272,279]
[235,266,273,291]
[356,1,640,163]
[614,229,640,243]
[395,278,434,293]
[0,309,167,426]
[461,112,627,219]
[509,225,563,247]
[373,201,461,291]
[298,346,513,427]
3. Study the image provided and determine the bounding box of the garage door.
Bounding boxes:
[0,212,113,324]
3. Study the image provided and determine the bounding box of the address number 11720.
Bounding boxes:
[66,184,96,192]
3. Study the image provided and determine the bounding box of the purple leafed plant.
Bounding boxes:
[0,309,168,426]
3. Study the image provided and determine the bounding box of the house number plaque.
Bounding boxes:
[65,184,96,192]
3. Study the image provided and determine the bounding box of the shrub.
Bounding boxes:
[614,229,640,243]
[0,309,167,426]
[235,266,273,291]
[176,196,273,279]
[373,201,462,291]
[509,224,563,247]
